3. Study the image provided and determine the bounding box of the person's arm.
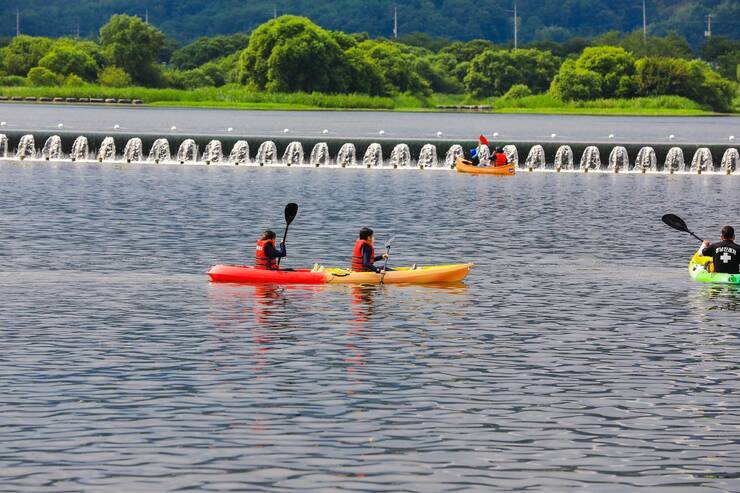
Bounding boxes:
[264,242,286,259]
[362,244,380,272]
[700,241,715,257]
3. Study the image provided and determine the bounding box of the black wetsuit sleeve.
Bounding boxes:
[361,245,379,272]
[264,242,286,259]
[702,243,717,257]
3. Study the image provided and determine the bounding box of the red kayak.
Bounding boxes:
[207,265,326,284]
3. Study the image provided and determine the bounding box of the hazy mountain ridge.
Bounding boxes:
[3,0,738,45]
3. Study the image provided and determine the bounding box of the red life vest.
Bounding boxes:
[255,239,278,270]
[495,152,508,166]
[351,239,374,272]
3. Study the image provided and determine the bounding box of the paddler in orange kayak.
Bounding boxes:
[351,227,391,273]
[255,230,286,270]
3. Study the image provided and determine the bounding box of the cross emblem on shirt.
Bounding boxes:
[720,252,732,263]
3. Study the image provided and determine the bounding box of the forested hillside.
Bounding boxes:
[2,0,738,45]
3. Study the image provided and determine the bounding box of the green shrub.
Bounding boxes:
[27,66,60,86]
[0,75,26,86]
[503,84,532,99]
[98,66,132,87]
[64,74,85,86]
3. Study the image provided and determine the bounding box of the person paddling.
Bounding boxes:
[493,146,508,167]
[351,227,390,273]
[255,230,286,270]
[700,225,739,274]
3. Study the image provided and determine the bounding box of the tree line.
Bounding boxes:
[0,14,737,111]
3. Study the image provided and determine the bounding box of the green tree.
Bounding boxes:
[39,45,99,81]
[575,46,635,97]
[27,66,59,86]
[465,49,560,97]
[358,40,429,94]
[170,33,249,70]
[99,14,165,85]
[0,35,53,76]
[239,16,383,94]
[550,59,602,100]
[701,36,740,81]
[98,66,132,87]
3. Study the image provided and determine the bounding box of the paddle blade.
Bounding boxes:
[284,203,298,225]
[385,236,396,249]
[662,214,689,233]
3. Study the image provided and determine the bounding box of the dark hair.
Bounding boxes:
[261,230,276,241]
[495,146,503,153]
[721,225,735,239]
[359,227,374,240]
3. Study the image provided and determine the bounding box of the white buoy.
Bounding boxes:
[283,128,290,133]
[608,134,614,139]
[379,130,385,136]
[113,124,120,130]
[669,134,675,140]
[227,127,233,133]
[1,121,7,126]
[492,132,499,137]
[436,131,443,137]
[57,123,64,129]
[550,133,557,138]
[730,136,735,142]
[322,129,329,134]
[171,126,177,131]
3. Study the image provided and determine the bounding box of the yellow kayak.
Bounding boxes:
[455,157,516,175]
[321,263,473,284]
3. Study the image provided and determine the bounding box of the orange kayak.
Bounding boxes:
[455,157,516,175]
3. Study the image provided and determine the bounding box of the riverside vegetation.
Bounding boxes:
[0,14,737,114]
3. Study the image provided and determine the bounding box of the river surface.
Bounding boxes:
[1,103,738,143]
[1,161,739,492]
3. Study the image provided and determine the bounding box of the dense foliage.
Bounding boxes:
[0,13,736,112]
[4,0,739,46]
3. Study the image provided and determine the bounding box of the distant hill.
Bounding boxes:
[3,0,738,45]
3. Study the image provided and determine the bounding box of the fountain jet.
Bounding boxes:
[418,144,438,168]
[336,143,356,167]
[41,135,63,160]
[16,134,36,159]
[123,138,143,162]
[554,145,574,170]
[720,148,738,174]
[148,139,171,163]
[70,136,89,161]
[524,145,545,170]
[580,146,601,171]
[389,143,411,168]
[256,141,278,166]
[690,148,713,173]
[445,145,464,168]
[309,142,330,167]
[177,139,198,164]
[363,143,383,168]
[634,147,657,172]
[229,141,250,165]
[607,146,629,172]
[282,141,304,166]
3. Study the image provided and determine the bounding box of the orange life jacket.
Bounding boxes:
[255,239,278,270]
[495,152,508,166]
[351,239,374,272]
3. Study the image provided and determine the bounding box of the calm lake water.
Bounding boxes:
[2,102,739,142]
[1,162,739,492]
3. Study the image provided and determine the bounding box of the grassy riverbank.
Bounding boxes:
[0,85,734,115]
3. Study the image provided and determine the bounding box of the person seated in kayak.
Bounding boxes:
[255,230,286,270]
[700,225,739,274]
[493,147,508,167]
[351,227,391,273]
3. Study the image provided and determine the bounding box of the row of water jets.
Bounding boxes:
[1,134,738,174]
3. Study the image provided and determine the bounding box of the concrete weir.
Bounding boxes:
[0,129,736,174]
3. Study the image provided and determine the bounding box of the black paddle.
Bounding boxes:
[662,214,703,242]
[277,203,298,267]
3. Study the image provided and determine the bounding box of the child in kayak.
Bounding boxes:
[351,227,390,273]
[493,146,509,166]
[255,230,286,270]
[700,225,739,274]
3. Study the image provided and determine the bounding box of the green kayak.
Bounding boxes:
[689,252,740,284]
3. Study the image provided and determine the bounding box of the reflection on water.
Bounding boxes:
[0,162,738,492]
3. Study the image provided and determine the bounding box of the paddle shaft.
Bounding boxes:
[379,243,392,285]
[277,204,298,267]
[277,224,290,267]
